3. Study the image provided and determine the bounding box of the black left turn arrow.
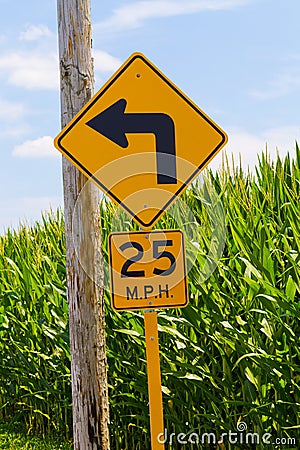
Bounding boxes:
[85,98,177,185]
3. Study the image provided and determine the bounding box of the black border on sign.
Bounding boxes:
[57,54,227,228]
[108,230,188,311]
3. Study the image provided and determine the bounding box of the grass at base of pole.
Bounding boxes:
[0,421,72,449]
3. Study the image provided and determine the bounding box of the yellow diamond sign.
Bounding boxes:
[54,52,227,228]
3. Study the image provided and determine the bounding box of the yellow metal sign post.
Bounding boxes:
[144,310,165,449]
[54,52,228,450]
[109,229,188,449]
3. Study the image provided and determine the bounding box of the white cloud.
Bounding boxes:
[12,136,58,158]
[0,48,119,91]
[208,126,300,171]
[19,24,52,41]
[0,196,62,234]
[96,0,252,32]
[93,50,122,73]
[0,51,59,90]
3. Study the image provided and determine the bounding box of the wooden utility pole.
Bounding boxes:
[57,1,110,449]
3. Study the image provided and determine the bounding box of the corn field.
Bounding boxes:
[0,148,299,449]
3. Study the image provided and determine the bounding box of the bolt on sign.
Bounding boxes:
[54,52,228,229]
[109,230,187,311]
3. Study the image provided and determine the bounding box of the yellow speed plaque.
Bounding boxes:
[109,230,188,311]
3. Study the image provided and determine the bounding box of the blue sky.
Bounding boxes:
[1,0,299,232]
